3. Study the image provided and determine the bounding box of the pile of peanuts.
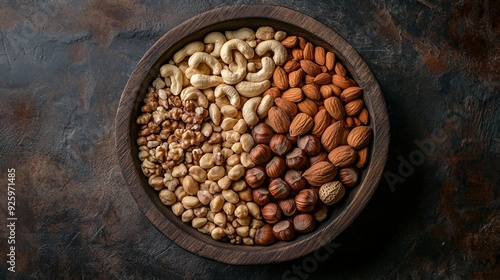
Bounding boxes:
[136,26,369,245]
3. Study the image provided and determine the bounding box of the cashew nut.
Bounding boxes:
[255,39,288,66]
[225,27,255,41]
[220,39,254,64]
[188,52,222,75]
[214,84,240,107]
[256,94,274,119]
[180,86,209,108]
[242,96,262,127]
[173,41,205,63]
[221,51,247,85]
[245,56,275,82]
[190,74,223,89]
[160,64,184,95]
[235,80,271,97]
[204,32,227,58]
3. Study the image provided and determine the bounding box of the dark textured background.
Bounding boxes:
[0,0,498,279]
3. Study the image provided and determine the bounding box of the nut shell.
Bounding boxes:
[266,156,286,178]
[244,167,267,189]
[285,148,308,170]
[262,203,282,224]
[297,135,322,156]
[268,178,291,199]
[250,144,273,165]
[269,134,292,156]
[319,181,345,205]
[252,123,275,144]
[295,189,318,212]
[272,220,295,241]
[293,213,316,233]
[338,167,360,187]
[278,198,297,216]
[254,224,276,245]
[284,170,307,192]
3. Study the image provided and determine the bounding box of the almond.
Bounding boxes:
[300,60,322,77]
[273,66,289,90]
[292,48,303,60]
[289,69,304,88]
[347,126,371,149]
[334,62,347,77]
[314,46,326,65]
[283,60,301,73]
[313,73,331,85]
[325,52,335,70]
[328,145,357,167]
[340,87,363,103]
[303,161,337,186]
[328,84,342,96]
[324,96,345,121]
[304,75,315,85]
[289,113,314,137]
[312,108,331,138]
[355,146,369,168]
[358,108,369,125]
[303,42,315,60]
[345,99,364,116]
[281,87,303,103]
[275,97,298,117]
[264,87,282,99]
[268,106,291,133]
[281,36,299,48]
[320,85,334,99]
[297,99,318,116]
[332,74,356,89]
[301,84,321,100]
[298,37,307,49]
[321,121,344,152]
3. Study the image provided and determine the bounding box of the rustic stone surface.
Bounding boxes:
[0,0,498,278]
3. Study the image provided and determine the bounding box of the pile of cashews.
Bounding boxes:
[160,26,288,128]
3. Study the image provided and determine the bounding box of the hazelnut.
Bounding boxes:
[272,220,295,241]
[252,123,275,145]
[269,134,292,156]
[268,178,291,199]
[244,167,267,189]
[250,144,273,165]
[309,152,329,166]
[285,148,308,170]
[338,167,360,187]
[254,224,276,246]
[311,203,329,222]
[278,198,297,216]
[284,170,307,192]
[252,188,273,206]
[295,189,318,212]
[262,203,282,224]
[266,156,286,178]
[297,135,322,156]
[319,181,345,205]
[286,134,298,145]
[293,213,316,233]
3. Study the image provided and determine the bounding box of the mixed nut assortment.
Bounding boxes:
[136,26,371,246]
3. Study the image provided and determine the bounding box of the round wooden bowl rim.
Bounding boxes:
[115,4,389,265]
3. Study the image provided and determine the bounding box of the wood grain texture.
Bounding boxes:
[116,5,389,264]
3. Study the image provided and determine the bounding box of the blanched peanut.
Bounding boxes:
[233,119,247,134]
[182,196,200,209]
[211,227,225,240]
[250,219,264,229]
[240,152,255,168]
[182,175,199,195]
[214,212,227,227]
[192,217,208,228]
[224,223,236,235]
[238,187,252,202]
[189,166,207,182]
[220,117,238,130]
[243,237,254,245]
[175,186,187,201]
[228,164,245,180]
[181,209,194,222]
[226,154,240,166]
[222,189,239,204]
[210,195,225,212]
[232,180,247,192]
[208,166,225,181]
[199,153,215,169]
[197,190,213,205]
[236,226,250,237]
[231,142,243,154]
[220,105,238,117]
[237,216,251,226]
[198,221,216,234]
[234,205,249,219]
[200,122,213,137]
[240,133,254,152]
[159,189,176,206]
[217,176,232,190]
[246,202,261,219]
[194,206,208,217]
[171,202,184,216]
[206,211,216,222]
[222,141,233,149]
[223,202,235,215]
[172,163,187,177]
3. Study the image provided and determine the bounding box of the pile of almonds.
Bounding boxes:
[136,26,371,246]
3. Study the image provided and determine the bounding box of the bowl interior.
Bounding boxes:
[116,5,389,265]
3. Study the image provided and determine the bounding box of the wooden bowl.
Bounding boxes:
[115,5,389,265]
